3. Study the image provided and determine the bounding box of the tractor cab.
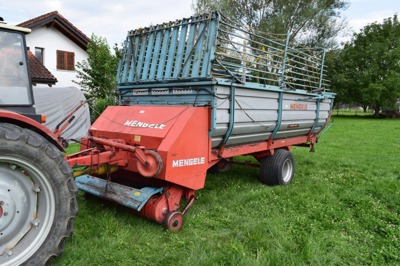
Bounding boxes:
[0,21,40,122]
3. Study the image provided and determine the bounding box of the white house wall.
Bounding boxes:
[25,26,88,89]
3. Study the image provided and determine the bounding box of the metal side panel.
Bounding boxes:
[211,83,333,148]
[214,122,277,136]
[282,110,316,120]
[213,84,279,144]
[320,101,332,111]
[216,96,279,110]
[212,132,273,148]
[221,132,272,147]
[215,109,278,124]
[274,128,311,139]
[216,85,280,99]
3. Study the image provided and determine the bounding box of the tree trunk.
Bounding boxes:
[373,106,380,117]
[362,105,368,113]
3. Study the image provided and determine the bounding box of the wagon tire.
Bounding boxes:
[259,149,294,186]
[0,123,78,266]
[207,159,232,174]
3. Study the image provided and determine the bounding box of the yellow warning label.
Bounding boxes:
[134,135,141,142]
[133,191,141,197]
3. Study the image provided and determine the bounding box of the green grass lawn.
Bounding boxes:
[333,109,374,117]
[54,117,400,265]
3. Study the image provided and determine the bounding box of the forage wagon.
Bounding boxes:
[1,11,335,265]
[66,12,335,230]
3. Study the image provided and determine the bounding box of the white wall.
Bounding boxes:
[25,26,88,89]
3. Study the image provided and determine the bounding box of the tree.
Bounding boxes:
[325,49,350,107]
[330,15,400,116]
[74,34,120,99]
[193,0,348,47]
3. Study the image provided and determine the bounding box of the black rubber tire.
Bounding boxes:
[0,123,78,266]
[259,149,295,186]
[207,159,232,174]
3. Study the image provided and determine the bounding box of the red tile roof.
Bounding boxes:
[18,11,90,50]
[27,50,58,86]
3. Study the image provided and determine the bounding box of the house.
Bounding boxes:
[18,11,90,89]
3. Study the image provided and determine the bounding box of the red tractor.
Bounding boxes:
[0,21,77,265]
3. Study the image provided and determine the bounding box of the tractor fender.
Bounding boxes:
[0,110,63,151]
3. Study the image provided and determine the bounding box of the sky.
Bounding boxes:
[0,0,399,46]
[339,0,399,43]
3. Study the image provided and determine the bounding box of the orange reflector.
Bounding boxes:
[41,114,46,124]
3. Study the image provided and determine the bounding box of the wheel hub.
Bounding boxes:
[0,162,37,257]
[282,159,293,183]
[136,150,163,177]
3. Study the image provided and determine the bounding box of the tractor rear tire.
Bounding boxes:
[259,149,294,186]
[0,123,78,266]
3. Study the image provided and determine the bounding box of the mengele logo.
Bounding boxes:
[290,104,308,110]
[124,120,166,129]
[172,157,205,168]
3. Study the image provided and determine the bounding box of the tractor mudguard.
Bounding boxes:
[0,110,62,150]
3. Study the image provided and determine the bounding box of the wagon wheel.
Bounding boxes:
[164,211,184,231]
[207,158,232,174]
[259,149,295,186]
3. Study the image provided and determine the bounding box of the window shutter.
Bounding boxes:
[67,52,75,70]
[57,50,64,69]
[56,50,75,71]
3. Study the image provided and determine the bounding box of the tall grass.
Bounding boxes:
[54,117,400,265]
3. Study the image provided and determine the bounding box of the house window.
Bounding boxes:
[56,50,75,71]
[35,47,44,64]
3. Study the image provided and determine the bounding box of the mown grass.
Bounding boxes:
[333,109,374,117]
[54,117,400,265]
